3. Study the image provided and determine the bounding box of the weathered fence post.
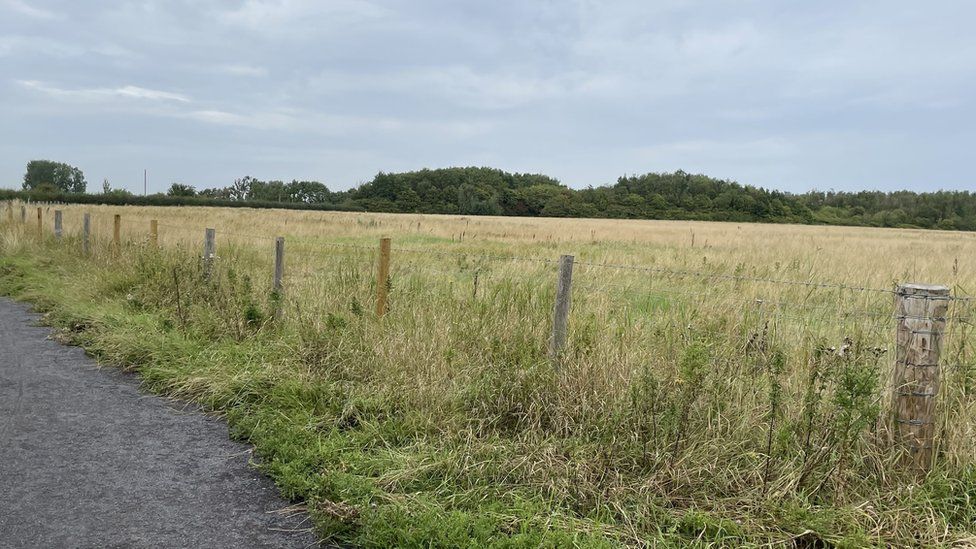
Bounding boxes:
[893,283,950,474]
[548,254,575,366]
[273,237,285,320]
[203,228,216,278]
[375,237,391,317]
[36,207,42,233]
[150,219,158,247]
[113,214,121,248]
[54,210,63,240]
[83,213,91,255]
[21,205,26,223]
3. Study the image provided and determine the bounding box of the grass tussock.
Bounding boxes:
[1,201,975,547]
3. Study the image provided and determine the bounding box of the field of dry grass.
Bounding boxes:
[3,200,975,547]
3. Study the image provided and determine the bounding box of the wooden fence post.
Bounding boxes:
[150,219,158,247]
[21,205,26,223]
[273,237,285,320]
[203,228,216,277]
[893,283,950,474]
[36,207,42,233]
[54,210,63,240]
[83,213,91,255]
[375,237,391,317]
[113,214,121,248]
[548,254,575,366]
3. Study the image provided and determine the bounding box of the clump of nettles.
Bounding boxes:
[118,245,269,342]
[792,338,883,498]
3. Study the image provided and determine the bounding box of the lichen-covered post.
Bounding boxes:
[893,283,950,474]
[203,228,216,278]
[548,254,575,367]
[54,210,63,240]
[273,237,285,320]
[83,213,91,255]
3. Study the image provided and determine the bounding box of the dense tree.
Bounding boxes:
[29,165,976,232]
[167,183,197,197]
[350,167,562,215]
[248,179,288,202]
[23,160,86,193]
[229,176,253,200]
[99,178,133,197]
[197,186,232,199]
[199,177,334,204]
[286,180,332,203]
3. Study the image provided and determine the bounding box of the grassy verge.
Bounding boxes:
[1,224,974,547]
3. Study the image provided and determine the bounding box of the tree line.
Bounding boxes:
[13,159,976,231]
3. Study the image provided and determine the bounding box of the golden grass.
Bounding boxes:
[33,201,976,285]
[5,199,976,546]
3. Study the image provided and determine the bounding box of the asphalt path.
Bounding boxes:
[0,297,320,548]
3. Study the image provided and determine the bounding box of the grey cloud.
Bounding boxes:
[18,80,190,102]
[217,64,269,77]
[3,0,60,19]
[1,0,975,193]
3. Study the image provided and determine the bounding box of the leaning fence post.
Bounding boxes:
[113,214,121,248]
[150,219,158,247]
[54,210,63,240]
[893,283,950,474]
[548,254,575,366]
[375,237,391,317]
[273,237,285,320]
[83,213,91,255]
[203,228,216,277]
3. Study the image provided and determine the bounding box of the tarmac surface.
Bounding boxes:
[0,298,320,548]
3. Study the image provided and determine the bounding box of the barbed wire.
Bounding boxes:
[287,244,377,267]
[154,222,203,235]
[217,229,277,242]
[391,245,558,265]
[575,280,897,324]
[575,260,895,294]
[288,240,928,298]
[296,241,380,252]
[49,215,976,305]
[102,224,976,301]
[278,251,911,325]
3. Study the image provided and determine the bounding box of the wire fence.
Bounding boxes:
[4,201,976,474]
[10,204,975,319]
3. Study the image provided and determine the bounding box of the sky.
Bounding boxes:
[1,0,975,195]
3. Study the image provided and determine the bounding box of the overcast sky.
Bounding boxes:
[1,1,974,194]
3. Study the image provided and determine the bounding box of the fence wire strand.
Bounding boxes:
[18,210,976,336]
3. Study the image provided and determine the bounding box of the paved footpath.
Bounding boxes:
[0,298,321,548]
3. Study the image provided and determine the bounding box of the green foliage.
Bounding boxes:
[0,225,973,547]
[0,188,362,212]
[167,183,197,197]
[103,188,134,198]
[349,167,561,215]
[198,176,335,204]
[10,166,976,231]
[22,159,87,193]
